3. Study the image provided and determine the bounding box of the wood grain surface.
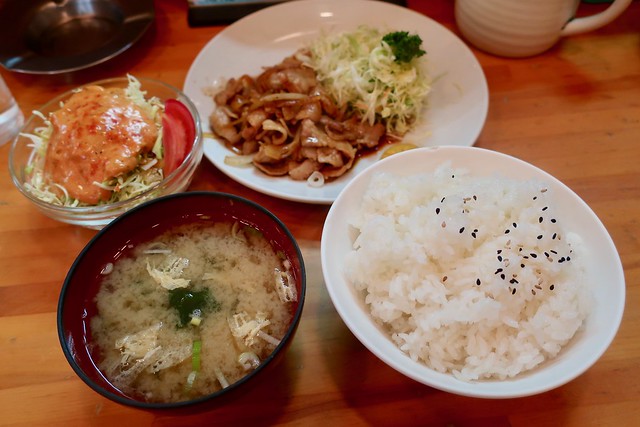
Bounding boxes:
[0,1,638,426]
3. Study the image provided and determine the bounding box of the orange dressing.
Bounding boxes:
[44,86,158,204]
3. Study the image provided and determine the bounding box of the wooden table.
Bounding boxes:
[1,1,638,425]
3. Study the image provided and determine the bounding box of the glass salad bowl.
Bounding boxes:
[8,76,204,229]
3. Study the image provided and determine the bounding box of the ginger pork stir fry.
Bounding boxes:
[209,27,431,184]
[210,53,387,183]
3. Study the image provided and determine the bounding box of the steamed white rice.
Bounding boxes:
[345,165,591,381]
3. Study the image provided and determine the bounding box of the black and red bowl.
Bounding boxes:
[57,191,306,409]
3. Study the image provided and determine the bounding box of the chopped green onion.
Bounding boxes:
[238,351,260,370]
[192,340,202,372]
[186,370,197,391]
[214,367,229,388]
[190,314,202,326]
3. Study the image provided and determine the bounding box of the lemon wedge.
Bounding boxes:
[380,143,418,159]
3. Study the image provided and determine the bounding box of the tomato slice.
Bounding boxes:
[162,99,196,175]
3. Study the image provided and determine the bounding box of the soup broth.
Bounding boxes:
[90,221,297,403]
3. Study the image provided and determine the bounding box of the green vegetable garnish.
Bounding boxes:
[382,31,426,63]
[168,288,218,327]
[192,340,202,372]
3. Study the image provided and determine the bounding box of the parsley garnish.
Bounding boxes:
[383,31,426,63]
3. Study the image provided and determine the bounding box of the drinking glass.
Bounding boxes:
[0,75,24,146]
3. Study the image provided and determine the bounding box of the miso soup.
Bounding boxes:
[90,221,297,403]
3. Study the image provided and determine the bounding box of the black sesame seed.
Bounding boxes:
[498,255,503,261]
[436,207,441,214]
[459,227,465,233]
[442,276,448,282]
[500,274,506,280]
[510,278,519,284]
[512,288,517,295]
[550,250,557,254]
[544,252,550,258]
[471,232,477,239]
[551,218,557,223]
[441,197,445,203]
[558,257,566,263]
[566,256,571,261]
[497,249,502,254]
[539,217,543,223]
[513,222,518,228]
[537,235,543,240]
[521,263,525,268]
[505,229,511,234]
[530,253,538,258]
[533,196,538,200]
[552,233,557,240]
[550,284,555,291]
[476,278,481,286]
[495,268,503,274]
[473,195,477,200]
[542,206,548,211]
[523,255,529,259]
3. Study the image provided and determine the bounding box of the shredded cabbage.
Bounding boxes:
[306,25,431,136]
[21,74,166,208]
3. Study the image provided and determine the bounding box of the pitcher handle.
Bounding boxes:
[561,0,632,36]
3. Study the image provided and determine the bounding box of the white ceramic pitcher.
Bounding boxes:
[455,0,632,57]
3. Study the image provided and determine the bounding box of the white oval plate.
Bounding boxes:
[321,146,625,398]
[184,0,488,204]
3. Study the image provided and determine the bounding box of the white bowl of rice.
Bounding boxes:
[321,146,625,398]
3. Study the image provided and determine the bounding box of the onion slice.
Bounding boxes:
[307,171,325,187]
[224,154,254,167]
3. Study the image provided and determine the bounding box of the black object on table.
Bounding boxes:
[187,0,407,27]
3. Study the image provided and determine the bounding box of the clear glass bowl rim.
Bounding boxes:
[8,76,204,216]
